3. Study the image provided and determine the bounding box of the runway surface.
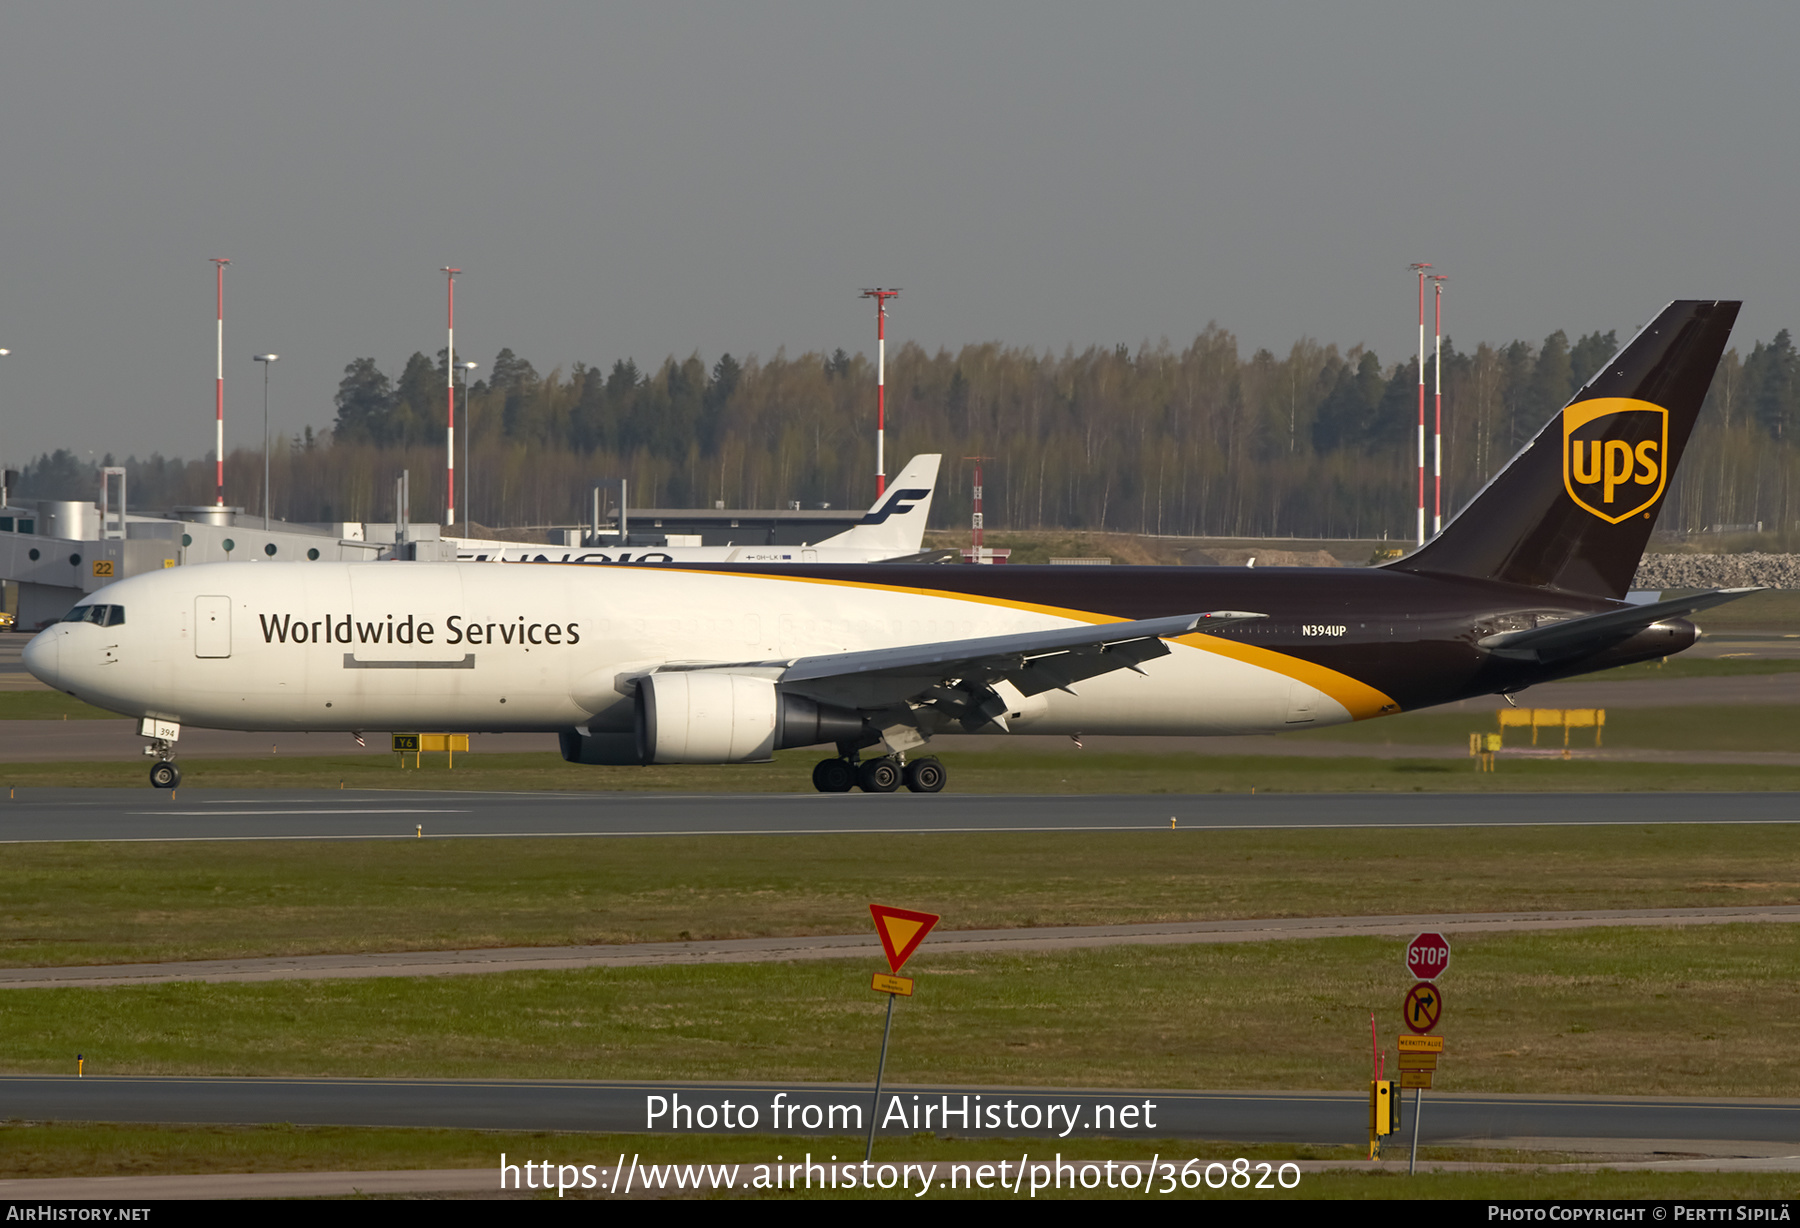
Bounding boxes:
[8,905,1799,988]
[0,785,1785,842]
[4,1075,1796,1148]
[1,787,1798,842]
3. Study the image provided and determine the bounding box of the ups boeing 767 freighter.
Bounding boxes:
[25,300,1754,793]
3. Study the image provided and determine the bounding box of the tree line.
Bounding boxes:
[18,326,1800,538]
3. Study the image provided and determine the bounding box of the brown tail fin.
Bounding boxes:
[1390,300,1740,599]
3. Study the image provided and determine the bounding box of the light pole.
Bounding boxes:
[458,360,478,527]
[860,288,899,498]
[1430,274,1446,537]
[253,354,279,529]
[1408,262,1432,546]
[442,267,461,526]
[212,258,230,506]
[0,348,10,508]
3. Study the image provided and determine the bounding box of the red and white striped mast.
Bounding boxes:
[1409,262,1431,545]
[211,258,229,506]
[860,288,899,498]
[1431,274,1446,536]
[442,267,461,526]
[965,455,993,563]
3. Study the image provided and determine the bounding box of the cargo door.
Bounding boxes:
[195,595,232,658]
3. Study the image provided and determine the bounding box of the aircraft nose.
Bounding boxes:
[22,630,60,689]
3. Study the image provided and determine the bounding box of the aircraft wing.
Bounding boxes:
[773,610,1264,718]
[871,548,963,565]
[1479,586,1762,662]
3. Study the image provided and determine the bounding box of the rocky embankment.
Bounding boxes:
[1631,552,1800,590]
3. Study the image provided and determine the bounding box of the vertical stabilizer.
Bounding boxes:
[1391,300,1739,598]
[815,454,941,555]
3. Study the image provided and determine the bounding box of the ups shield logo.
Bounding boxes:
[1562,397,1668,524]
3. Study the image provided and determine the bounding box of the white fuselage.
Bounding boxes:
[23,561,1354,739]
[447,544,915,565]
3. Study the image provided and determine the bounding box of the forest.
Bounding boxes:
[17,323,1800,539]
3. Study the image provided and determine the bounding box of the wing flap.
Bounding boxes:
[1008,635,1173,697]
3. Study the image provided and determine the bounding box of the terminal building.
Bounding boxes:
[0,481,870,630]
[0,499,400,630]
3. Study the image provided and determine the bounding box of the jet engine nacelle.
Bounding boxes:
[631,673,868,765]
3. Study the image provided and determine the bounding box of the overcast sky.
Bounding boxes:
[0,2,1794,463]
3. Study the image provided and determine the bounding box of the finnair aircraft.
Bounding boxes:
[448,454,942,565]
[26,301,1754,795]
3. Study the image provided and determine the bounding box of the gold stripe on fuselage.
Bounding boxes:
[519,562,1403,721]
[1168,632,1397,720]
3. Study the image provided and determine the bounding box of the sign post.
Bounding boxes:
[865,904,939,1163]
[1402,932,1450,1175]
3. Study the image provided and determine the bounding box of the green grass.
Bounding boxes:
[4,928,1798,1097]
[1672,587,1800,634]
[0,1121,1454,1179]
[0,691,120,720]
[5,826,1800,968]
[3,1123,1792,1200]
[1551,655,1800,679]
[4,748,1800,793]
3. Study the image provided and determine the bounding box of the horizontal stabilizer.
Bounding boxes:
[1479,587,1762,662]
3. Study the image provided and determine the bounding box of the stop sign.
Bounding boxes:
[1406,932,1450,980]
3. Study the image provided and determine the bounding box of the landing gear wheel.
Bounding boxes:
[149,761,181,790]
[856,758,903,793]
[903,757,946,793]
[812,757,856,793]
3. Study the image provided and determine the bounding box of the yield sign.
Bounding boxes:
[870,904,940,974]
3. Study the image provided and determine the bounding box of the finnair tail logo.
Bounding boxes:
[860,489,930,525]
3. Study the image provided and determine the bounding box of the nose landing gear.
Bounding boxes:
[144,737,181,789]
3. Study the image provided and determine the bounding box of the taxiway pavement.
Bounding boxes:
[6,905,1798,988]
[0,788,1797,842]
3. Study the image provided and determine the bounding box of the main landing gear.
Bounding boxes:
[811,753,946,794]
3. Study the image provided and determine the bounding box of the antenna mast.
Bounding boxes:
[860,288,900,498]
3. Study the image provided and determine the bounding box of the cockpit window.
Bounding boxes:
[59,604,124,626]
